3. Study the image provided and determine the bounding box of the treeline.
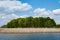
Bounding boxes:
[56,24,60,28]
[1,17,56,28]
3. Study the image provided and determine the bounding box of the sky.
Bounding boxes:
[0,0,60,26]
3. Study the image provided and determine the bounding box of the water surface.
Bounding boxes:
[0,33,60,40]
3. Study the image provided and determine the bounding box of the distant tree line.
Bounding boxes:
[1,17,56,28]
[56,24,60,28]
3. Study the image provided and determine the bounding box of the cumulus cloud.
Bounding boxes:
[33,8,51,15]
[53,9,60,14]
[0,0,60,26]
[33,8,60,24]
[33,8,52,18]
[34,8,46,13]
[0,1,32,19]
[0,1,32,13]
[33,8,60,17]
[0,13,19,26]
[0,1,32,26]
[1,14,19,19]
[20,15,29,18]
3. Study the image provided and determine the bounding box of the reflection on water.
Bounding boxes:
[0,33,60,40]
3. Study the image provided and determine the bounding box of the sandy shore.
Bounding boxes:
[0,28,60,34]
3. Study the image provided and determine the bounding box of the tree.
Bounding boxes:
[1,17,56,28]
[25,17,33,27]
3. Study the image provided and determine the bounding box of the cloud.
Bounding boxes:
[0,1,32,18]
[52,9,60,24]
[0,0,60,27]
[0,13,19,20]
[0,1,32,13]
[1,14,19,19]
[53,9,60,14]
[34,8,46,13]
[33,8,60,24]
[0,13,19,26]
[0,1,32,26]
[20,15,29,18]
[33,8,60,17]
[33,8,52,18]
[33,8,50,15]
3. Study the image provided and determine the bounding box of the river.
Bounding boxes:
[0,33,60,40]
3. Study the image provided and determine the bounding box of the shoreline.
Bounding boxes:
[0,28,60,34]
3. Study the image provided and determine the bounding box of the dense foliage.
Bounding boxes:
[56,24,60,28]
[1,17,56,28]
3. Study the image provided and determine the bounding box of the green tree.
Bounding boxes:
[1,17,56,28]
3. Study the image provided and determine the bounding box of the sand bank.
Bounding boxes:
[0,28,60,34]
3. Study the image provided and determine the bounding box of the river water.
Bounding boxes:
[0,33,60,40]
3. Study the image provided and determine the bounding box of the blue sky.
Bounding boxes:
[20,0,60,10]
[0,0,60,26]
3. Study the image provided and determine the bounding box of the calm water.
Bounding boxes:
[0,33,60,40]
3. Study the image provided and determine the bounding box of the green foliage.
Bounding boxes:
[1,25,7,28]
[1,17,56,28]
[56,24,60,28]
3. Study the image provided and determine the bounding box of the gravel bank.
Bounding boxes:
[0,28,60,34]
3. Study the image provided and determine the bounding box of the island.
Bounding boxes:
[0,17,60,34]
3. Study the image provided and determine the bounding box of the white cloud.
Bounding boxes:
[33,8,51,15]
[53,15,60,24]
[0,1,32,26]
[34,8,46,13]
[33,8,60,24]
[53,9,60,14]
[0,13,19,26]
[0,1,32,18]
[3,14,18,19]
[0,1,32,12]
[33,8,52,18]
[0,13,30,26]
[34,8,60,15]
[0,0,60,26]
[20,15,29,18]
[0,13,19,21]
[0,13,5,18]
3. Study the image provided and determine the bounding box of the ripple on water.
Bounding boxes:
[0,33,60,40]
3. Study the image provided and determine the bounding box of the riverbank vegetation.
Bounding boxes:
[1,17,56,28]
[56,24,60,28]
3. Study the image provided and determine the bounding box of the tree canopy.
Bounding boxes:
[1,17,56,28]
